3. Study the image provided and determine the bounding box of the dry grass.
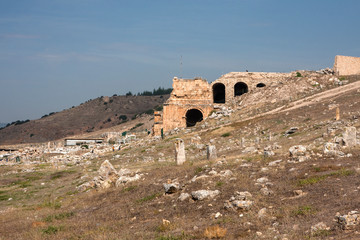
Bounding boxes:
[203,225,227,239]
[1,77,360,239]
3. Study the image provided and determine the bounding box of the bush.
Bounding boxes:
[42,225,62,235]
[144,109,154,115]
[119,115,127,121]
[296,72,302,77]
[130,123,144,131]
[154,105,163,111]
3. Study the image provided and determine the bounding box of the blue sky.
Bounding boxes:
[0,0,359,123]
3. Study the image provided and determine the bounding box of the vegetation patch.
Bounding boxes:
[45,212,74,222]
[137,193,161,204]
[298,168,355,186]
[194,167,204,174]
[39,200,62,209]
[0,190,11,201]
[122,185,137,193]
[42,225,63,235]
[221,132,231,137]
[291,205,316,216]
[216,181,224,187]
[50,169,77,180]
[203,225,227,238]
[130,123,144,130]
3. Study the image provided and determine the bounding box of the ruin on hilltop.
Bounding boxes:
[153,55,360,135]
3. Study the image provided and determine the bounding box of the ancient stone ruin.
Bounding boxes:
[153,72,291,135]
[153,55,360,135]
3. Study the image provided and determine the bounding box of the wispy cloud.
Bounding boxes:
[1,34,40,39]
[35,52,104,62]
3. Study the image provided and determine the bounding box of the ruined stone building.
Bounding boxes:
[153,55,360,135]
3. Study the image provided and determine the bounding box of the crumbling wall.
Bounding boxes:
[161,78,213,132]
[211,72,292,105]
[334,55,360,76]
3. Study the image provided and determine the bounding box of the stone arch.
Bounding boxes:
[185,108,203,127]
[234,82,248,96]
[213,83,225,103]
[256,83,266,88]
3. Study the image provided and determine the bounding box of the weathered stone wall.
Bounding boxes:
[211,72,292,105]
[161,78,213,132]
[154,72,294,135]
[153,111,163,135]
[334,55,360,76]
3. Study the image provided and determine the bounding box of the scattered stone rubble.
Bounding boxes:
[224,191,253,211]
[77,160,143,191]
[335,211,360,230]
[208,106,233,120]
[316,68,334,75]
[310,222,330,235]
[289,145,308,162]
[324,126,357,157]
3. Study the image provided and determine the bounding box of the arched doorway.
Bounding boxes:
[213,83,225,103]
[234,82,248,96]
[256,83,266,88]
[185,109,203,127]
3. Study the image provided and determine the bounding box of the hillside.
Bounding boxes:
[1,73,360,239]
[0,94,169,145]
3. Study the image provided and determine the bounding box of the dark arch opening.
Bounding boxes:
[213,83,225,103]
[234,82,248,96]
[256,83,266,88]
[186,109,203,127]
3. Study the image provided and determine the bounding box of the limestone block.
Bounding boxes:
[343,127,357,147]
[98,160,119,182]
[191,190,220,200]
[175,138,186,165]
[207,145,217,160]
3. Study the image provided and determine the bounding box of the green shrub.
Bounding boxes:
[292,206,315,216]
[144,109,154,115]
[137,193,161,204]
[221,132,231,137]
[296,72,302,77]
[154,105,163,111]
[42,225,63,235]
[119,115,127,121]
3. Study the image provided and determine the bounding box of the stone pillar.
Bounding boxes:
[336,107,340,121]
[343,127,357,147]
[175,138,186,165]
[207,145,217,160]
[241,137,245,148]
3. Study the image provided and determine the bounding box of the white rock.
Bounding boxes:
[178,193,190,201]
[191,190,220,200]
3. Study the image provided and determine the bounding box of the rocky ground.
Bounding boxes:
[0,72,360,239]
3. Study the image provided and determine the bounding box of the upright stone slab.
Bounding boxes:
[336,107,340,121]
[343,127,357,147]
[207,145,217,160]
[241,137,245,148]
[175,138,186,165]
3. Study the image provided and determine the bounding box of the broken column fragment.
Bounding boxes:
[207,145,217,160]
[175,138,186,165]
